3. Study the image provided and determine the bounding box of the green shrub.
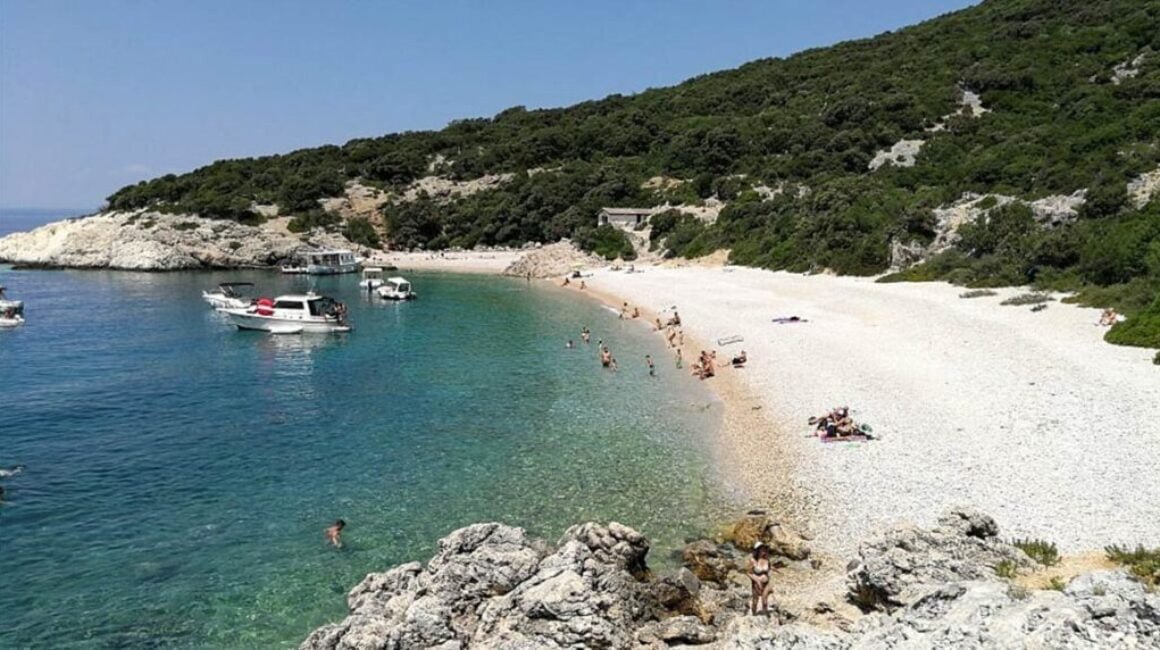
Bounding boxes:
[1105,544,1160,588]
[575,225,636,261]
[959,289,998,298]
[342,217,382,249]
[1105,296,1160,349]
[173,221,199,231]
[1047,576,1066,591]
[1001,292,1053,306]
[287,209,341,233]
[1154,350,1159,365]
[1012,538,1060,566]
[227,241,242,250]
[995,560,1019,579]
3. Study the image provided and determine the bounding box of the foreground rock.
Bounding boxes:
[503,240,605,279]
[300,509,1159,649]
[0,210,363,270]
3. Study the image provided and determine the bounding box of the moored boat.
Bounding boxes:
[0,285,24,318]
[201,282,255,310]
[359,267,385,290]
[377,276,416,301]
[221,292,351,333]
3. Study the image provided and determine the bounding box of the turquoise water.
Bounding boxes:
[0,251,730,647]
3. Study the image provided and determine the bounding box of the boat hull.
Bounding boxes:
[306,262,360,275]
[222,310,350,333]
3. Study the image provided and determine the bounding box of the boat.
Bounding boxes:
[201,282,255,310]
[220,292,351,333]
[359,267,385,290]
[0,285,23,318]
[0,313,23,328]
[303,249,360,275]
[377,276,416,301]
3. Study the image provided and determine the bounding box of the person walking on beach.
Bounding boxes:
[646,354,656,377]
[325,519,346,548]
[747,543,773,615]
[579,280,586,291]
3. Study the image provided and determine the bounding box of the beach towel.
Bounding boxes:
[717,335,744,345]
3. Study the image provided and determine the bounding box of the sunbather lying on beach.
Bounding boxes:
[732,351,748,368]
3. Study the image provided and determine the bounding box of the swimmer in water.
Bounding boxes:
[646,354,656,377]
[325,519,346,548]
[0,465,25,479]
[566,340,574,349]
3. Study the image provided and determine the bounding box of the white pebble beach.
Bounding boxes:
[581,265,1160,556]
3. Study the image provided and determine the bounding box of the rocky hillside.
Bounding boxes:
[3,0,1158,345]
[300,509,1159,649]
[0,210,365,270]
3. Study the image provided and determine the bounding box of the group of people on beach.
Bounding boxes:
[808,406,867,438]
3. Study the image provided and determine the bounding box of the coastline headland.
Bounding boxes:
[299,510,1159,649]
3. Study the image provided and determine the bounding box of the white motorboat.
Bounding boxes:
[221,293,351,333]
[201,282,255,310]
[0,285,23,318]
[359,267,385,290]
[377,276,416,301]
[0,314,23,328]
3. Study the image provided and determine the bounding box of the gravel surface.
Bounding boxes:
[588,266,1160,556]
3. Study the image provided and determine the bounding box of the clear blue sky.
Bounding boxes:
[0,0,977,209]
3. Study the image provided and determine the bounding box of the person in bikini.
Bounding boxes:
[747,542,773,615]
[600,346,612,368]
[325,519,346,548]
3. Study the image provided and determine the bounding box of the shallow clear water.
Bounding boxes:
[0,253,730,647]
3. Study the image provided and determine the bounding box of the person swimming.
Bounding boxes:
[566,340,575,349]
[325,519,346,548]
[0,465,25,479]
[601,347,612,368]
[646,354,656,377]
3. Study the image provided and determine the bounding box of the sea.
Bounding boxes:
[0,209,732,648]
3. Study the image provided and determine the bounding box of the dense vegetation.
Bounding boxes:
[105,0,1160,347]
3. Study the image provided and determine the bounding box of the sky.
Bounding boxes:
[0,0,978,209]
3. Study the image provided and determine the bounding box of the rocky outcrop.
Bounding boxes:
[868,139,925,171]
[397,174,515,204]
[889,190,1088,269]
[301,509,1160,649]
[300,522,657,650]
[0,210,363,270]
[502,240,605,279]
[1129,166,1160,209]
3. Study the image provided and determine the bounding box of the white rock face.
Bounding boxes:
[503,240,604,279]
[1128,166,1160,209]
[890,189,1088,269]
[319,181,389,221]
[0,210,358,270]
[399,174,515,203]
[868,139,925,171]
[1112,51,1149,84]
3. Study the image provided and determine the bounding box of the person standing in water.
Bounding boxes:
[325,519,346,548]
[581,327,591,344]
[646,354,656,377]
[600,346,612,369]
[675,348,683,369]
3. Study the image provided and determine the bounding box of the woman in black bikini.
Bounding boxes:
[747,542,773,615]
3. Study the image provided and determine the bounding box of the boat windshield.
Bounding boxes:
[398,283,411,292]
[273,300,305,311]
[308,298,336,317]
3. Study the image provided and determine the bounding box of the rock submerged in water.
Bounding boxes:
[300,509,1160,649]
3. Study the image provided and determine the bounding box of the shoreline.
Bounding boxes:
[386,254,1159,560]
[552,280,818,533]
